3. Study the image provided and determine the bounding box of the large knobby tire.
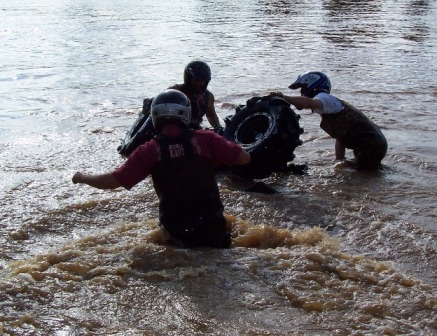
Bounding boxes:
[117,98,155,157]
[223,96,303,179]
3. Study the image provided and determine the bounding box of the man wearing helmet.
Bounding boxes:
[168,60,223,133]
[72,89,250,248]
[270,72,387,170]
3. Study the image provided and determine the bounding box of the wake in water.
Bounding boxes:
[1,218,435,335]
[1,0,437,334]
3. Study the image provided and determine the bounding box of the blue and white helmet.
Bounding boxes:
[289,72,331,98]
[151,89,191,130]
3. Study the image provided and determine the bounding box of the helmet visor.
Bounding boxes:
[289,82,303,90]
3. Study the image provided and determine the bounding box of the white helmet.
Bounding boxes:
[151,89,191,130]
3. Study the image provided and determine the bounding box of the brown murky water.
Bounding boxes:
[1,0,436,335]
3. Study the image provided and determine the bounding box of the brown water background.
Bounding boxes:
[1,0,436,335]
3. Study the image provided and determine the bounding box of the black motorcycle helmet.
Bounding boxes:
[151,89,191,131]
[183,60,211,93]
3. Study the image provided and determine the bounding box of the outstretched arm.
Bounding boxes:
[269,92,323,111]
[72,172,121,190]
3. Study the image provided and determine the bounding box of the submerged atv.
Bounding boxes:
[117,96,304,180]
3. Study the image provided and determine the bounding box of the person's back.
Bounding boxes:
[150,128,226,247]
[316,95,387,169]
[72,89,250,248]
[115,90,248,247]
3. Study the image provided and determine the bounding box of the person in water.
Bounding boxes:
[168,60,223,133]
[73,89,251,248]
[270,72,387,170]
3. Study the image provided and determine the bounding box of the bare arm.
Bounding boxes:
[269,92,323,111]
[72,172,122,190]
[205,93,222,129]
[235,149,251,165]
[335,139,346,160]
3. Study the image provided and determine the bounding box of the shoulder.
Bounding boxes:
[314,92,339,102]
[131,140,159,158]
[193,129,235,147]
[314,93,344,114]
[193,129,218,139]
[206,89,214,98]
[203,90,214,106]
[191,130,243,165]
[168,83,184,90]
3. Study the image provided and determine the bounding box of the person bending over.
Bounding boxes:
[270,72,387,170]
[73,89,250,248]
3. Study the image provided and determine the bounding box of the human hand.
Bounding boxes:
[269,91,284,98]
[213,126,224,136]
[72,172,84,184]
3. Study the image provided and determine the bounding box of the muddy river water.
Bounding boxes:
[1,0,436,334]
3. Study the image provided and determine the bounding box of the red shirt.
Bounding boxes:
[113,127,243,190]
